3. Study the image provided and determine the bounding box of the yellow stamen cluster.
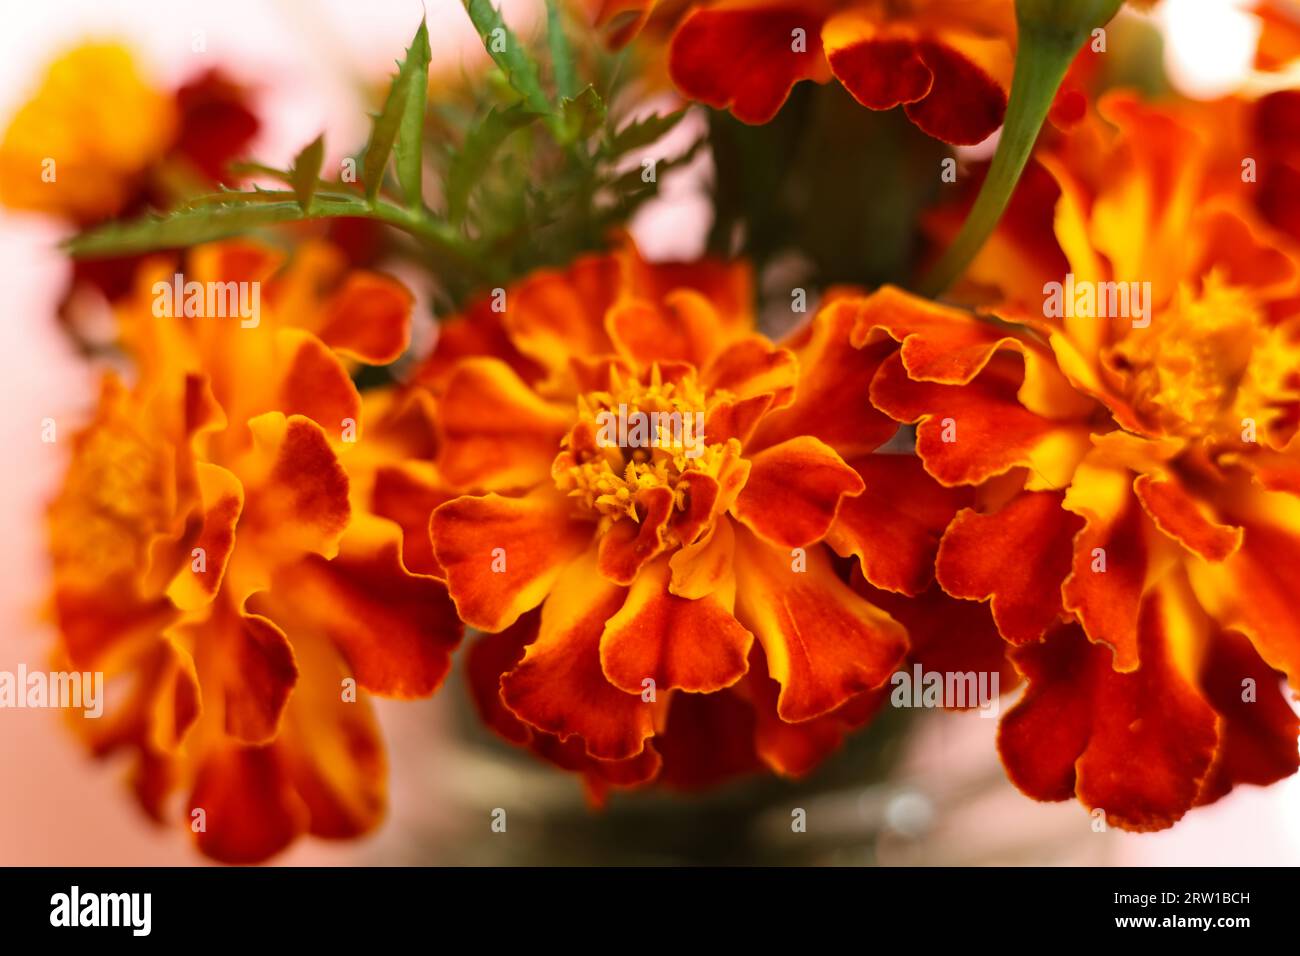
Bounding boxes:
[556,364,725,525]
[1113,271,1300,445]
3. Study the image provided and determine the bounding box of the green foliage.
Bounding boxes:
[289,135,325,211]
[364,19,431,202]
[64,5,693,308]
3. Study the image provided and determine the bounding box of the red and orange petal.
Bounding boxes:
[431,488,594,632]
[732,526,906,722]
[187,633,387,862]
[822,11,1010,145]
[468,612,663,789]
[252,514,463,700]
[669,2,831,125]
[998,611,1214,831]
[732,435,864,549]
[936,491,1083,645]
[826,453,972,596]
[600,555,753,694]
[434,358,571,491]
[752,298,898,458]
[499,549,655,761]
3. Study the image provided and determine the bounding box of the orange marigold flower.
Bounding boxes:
[0,43,177,222]
[0,43,260,226]
[854,93,1300,831]
[48,240,462,862]
[596,0,1017,143]
[422,241,966,795]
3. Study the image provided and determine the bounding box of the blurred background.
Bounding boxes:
[1,0,1298,866]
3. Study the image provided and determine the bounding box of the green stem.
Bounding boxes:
[371,202,496,282]
[919,0,1122,297]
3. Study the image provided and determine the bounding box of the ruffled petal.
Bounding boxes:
[189,744,307,864]
[870,350,1087,488]
[597,485,675,584]
[669,2,829,124]
[165,461,243,612]
[435,358,572,492]
[732,435,864,548]
[825,453,971,595]
[732,526,906,722]
[369,463,453,578]
[203,603,298,745]
[431,489,593,632]
[1196,628,1300,806]
[740,644,883,776]
[998,597,1218,832]
[936,492,1082,644]
[255,514,463,699]
[276,632,387,839]
[1061,462,1150,671]
[1134,472,1243,563]
[500,549,654,760]
[505,255,620,384]
[823,14,1007,144]
[606,290,735,370]
[753,299,899,458]
[316,271,412,364]
[230,413,350,586]
[600,556,753,693]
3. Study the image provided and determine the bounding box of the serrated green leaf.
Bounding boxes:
[363,19,431,201]
[559,86,605,145]
[64,195,373,257]
[463,0,550,115]
[394,22,430,207]
[546,0,578,100]
[290,134,325,211]
[606,109,687,156]
[447,104,541,224]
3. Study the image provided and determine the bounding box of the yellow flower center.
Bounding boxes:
[1111,271,1300,445]
[554,364,727,525]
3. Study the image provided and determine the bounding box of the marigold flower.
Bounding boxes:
[421,241,971,795]
[853,93,1300,830]
[0,44,177,222]
[48,240,462,861]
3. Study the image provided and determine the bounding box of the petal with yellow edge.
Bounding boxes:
[732,526,906,722]
[732,435,864,548]
[500,549,653,760]
[431,488,593,632]
[936,491,1083,645]
[435,357,571,492]
[600,555,753,694]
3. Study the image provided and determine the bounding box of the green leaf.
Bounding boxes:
[289,134,325,211]
[394,22,431,207]
[605,109,687,156]
[64,195,373,257]
[559,86,605,145]
[546,0,578,100]
[463,0,550,115]
[447,104,541,223]
[363,19,431,202]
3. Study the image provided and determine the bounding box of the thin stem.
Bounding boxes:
[919,0,1121,297]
